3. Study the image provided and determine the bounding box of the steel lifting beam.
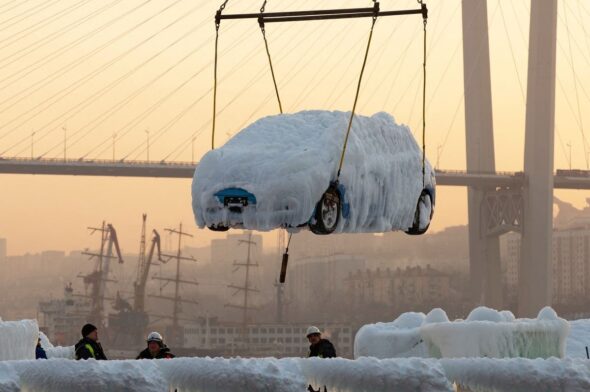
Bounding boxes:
[216,3,427,24]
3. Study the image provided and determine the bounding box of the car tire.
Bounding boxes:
[309,185,341,235]
[405,190,433,236]
[208,224,229,232]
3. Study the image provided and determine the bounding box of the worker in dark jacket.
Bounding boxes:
[306,326,336,358]
[75,323,108,360]
[136,332,175,359]
[35,338,47,359]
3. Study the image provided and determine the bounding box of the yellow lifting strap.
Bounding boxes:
[211,0,230,150]
[337,0,428,185]
[420,0,427,187]
[259,0,283,114]
[336,3,379,179]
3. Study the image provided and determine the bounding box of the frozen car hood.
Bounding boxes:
[192,110,433,232]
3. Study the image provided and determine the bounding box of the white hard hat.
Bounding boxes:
[147,331,163,343]
[306,326,321,337]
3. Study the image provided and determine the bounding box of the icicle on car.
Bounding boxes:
[192,110,436,235]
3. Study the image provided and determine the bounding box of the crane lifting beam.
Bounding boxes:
[216,3,427,24]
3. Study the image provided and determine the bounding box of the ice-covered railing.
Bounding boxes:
[442,358,590,392]
[39,332,75,359]
[0,319,73,361]
[355,306,569,359]
[0,319,38,360]
[0,357,453,392]
[2,357,590,392]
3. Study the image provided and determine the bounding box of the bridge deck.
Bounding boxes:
[0,158,589,189]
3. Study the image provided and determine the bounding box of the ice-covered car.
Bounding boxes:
[192,110,435,235]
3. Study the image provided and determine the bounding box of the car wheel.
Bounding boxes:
[405,190,433,236]
[309,185,341,235]
[208,224,229,232]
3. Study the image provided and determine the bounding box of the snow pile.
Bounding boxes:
[299,357,452,392]
[0,320,38,361]
[566,318,590,358]
[39,332,75,359]
[12,359,167,392]
[354,312,428,359]
[159,357,305,392]
[193,110,433,233]
[0,362,19,392]
[422,306,569,359]
[356,307,569,360]
[442,358,590,392]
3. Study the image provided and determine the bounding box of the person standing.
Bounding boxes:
[136,332,175,359]
[75,323,108,360]
[306,326,336,358]
[35,338,47,359]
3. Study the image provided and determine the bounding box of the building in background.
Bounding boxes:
[501,221,590,311]
[184,320,354,358]
[345,265,451,311]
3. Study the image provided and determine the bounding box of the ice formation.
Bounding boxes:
[566,319,590,358]
[299,357,452,392]
[355,307,569,359]
[442,358,590,392]
[7,359,167,392]
[422,306,569,359]
[39,332,75,359]
[193,110,434,233]
[0,319,38,361]
[0,357,452,392]
[159,357,305,392]
[354,312,428,359]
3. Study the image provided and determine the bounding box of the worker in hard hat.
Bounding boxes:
[136,332,175,359]
[306,326,336,358]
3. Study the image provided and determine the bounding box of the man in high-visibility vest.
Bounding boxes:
[75,323,108,360]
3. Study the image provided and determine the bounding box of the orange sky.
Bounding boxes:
[0,0,589,254]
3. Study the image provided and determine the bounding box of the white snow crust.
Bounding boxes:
[422,307,569,359]
[11,359,167,392]
[0,357,451,392]
[354,312,427,359]
[566,319,590,358]
[442,358,590,392]
[159,357,305,392]
[193,110,434,233]
[355,307,569,360]
[300,357,452,392]
[0,320,38,361]
[39,332,75,359]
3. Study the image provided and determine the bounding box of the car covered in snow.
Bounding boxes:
[192,110,435,235]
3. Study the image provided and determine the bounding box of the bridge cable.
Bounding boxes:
[259,0,283,114]
[0,0,187,144]
[0,0,61,30]
[2,1,198,156]
[0,0,33,16]
[0,0,130,108]
[44,25,208,159]
[563,0,589,168]
[0,0,90,47]
[0,0,130,87]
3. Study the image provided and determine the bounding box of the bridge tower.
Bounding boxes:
[519,0,558,317]
[461,0,502,309]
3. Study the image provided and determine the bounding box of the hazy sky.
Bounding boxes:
[0,0,589,254]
